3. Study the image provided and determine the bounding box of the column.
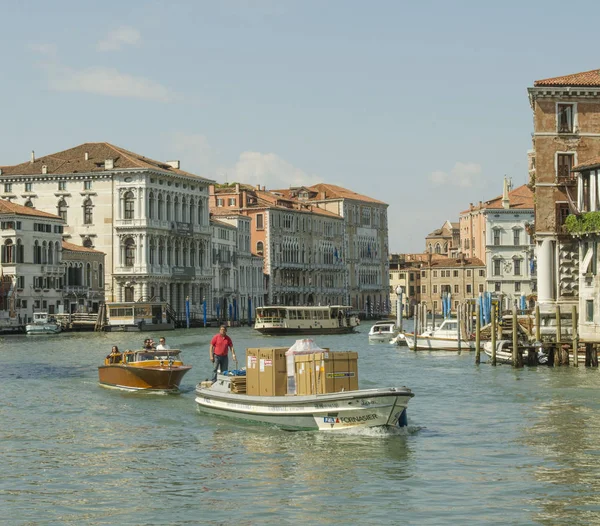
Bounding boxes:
[578,173,584,211]
[592,170,598,212]
[140,187,146,219]
[142,281,149,300]
[537,237,555,308]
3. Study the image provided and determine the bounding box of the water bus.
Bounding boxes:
[254,305,359,335]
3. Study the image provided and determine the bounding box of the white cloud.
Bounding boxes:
[45,64,172,102]
[429,162,482,187]
[97,26,141,51]
[228,151,320,189]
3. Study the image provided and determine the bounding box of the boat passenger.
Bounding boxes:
[143,339,154,351]
[156,337,170,350]
[106,346,122,364]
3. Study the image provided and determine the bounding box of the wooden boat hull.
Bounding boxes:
[98,364,192,392]
[255,326,356,335]
[403,334,477,351]
[195,384,414,431]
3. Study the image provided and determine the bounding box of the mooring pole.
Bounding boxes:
[572,305,579,367]
[491,303,497,366]
[555,305,562,366]
[413,305,419,352]
[475,304,480,362]
[458,304,463,354]
[512,306,520,368]
[535,303,541,342]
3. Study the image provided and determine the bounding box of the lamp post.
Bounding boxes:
[396,286,403,331]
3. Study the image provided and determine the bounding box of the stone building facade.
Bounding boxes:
[426,220,460,257]
[528,69,600,313]
[61,241,106,314]
[0,143,213,316]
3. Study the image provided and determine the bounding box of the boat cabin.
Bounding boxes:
[104,301,174,332]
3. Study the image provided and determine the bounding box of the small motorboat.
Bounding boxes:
[98,348,192,392]
[368,321,399,343]
[25,312,61,335]
[403,318,476,351]
[483,340,548,365]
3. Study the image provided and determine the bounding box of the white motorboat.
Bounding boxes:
[368,320,399,342]
[390,333,408,346]
[403,319,476,351]
[483,340,548,365]
[25,312,62,335]
[195,375,414,431]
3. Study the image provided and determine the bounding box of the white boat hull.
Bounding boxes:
[404,334,477,351]
[25,324,61,334]
[195,385,414,431]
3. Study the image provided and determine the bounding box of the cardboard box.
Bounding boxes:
[258,348,287,396]
[312,351,359,394]
[246,348,260,395]
[294,354,315,396]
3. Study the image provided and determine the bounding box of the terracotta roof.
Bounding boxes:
[427,257,485,268]
[534,69,600,87]
[0,199,61,219]
[306,183,387,205]
[572,156,600,172]
[461,184,533,213]
[61,241,104,254]
[210,217,236,228]
[0,142,213,182]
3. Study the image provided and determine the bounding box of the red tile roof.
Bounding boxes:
[0,199,61,219]
[307,183,387,205]
[460,184,533,214]
[62,241,104,254]
[572,156,600,171]
[427,256,485,268]
[0,142,213,182]
[534,69,600,87]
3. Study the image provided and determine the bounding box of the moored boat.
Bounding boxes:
[368,320,399,343]
[25,312,62,335]
[403,318,477,351]
[98,348,192,392]
[254,305,359,335]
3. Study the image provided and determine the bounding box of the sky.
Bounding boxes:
[2,0,600,252]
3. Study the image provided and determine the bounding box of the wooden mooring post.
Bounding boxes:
[475,304,480,362]
[491,303,497,366]
[513,306,522,368]
[572,305,579,367]
[535,304,541,342]
[458,304,463,354]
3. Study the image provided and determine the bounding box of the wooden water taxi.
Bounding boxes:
[98,348,192,392]
[254,305,359,335]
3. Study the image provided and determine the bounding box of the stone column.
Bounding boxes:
[142,281,149,300]
[537,237,555,308]
[592,170,598,212]
[140,187,146,219]
[578,173,584,211]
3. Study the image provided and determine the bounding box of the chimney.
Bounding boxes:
[30,150,35,164]
[84,152,89,161]
[41,165,47,175]
[105,159,114,170]
[166,160,180,169]
[502,176,510,209]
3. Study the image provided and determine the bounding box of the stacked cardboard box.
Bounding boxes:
[245,347,288,396]
[294,351,359,395]
[229,375,247,394]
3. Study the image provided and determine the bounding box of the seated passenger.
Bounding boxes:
[106,346,121,364]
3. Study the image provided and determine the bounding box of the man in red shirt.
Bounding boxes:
[209,325,236,382]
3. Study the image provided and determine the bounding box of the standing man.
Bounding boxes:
[156,337,170,350]
[210,325,236,381]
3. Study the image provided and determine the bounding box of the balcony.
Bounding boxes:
[41,265,65,275]
[64,285,88,295]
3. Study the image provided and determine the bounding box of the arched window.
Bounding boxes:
[158,194,164,220]
[57,199,67,222]
[189,198,195,223]
[86,263,91,286]
[83,198,93,225]
[33,240,41,264]
[42,241,48,264]
[443,242,448,254]
[16,239,24,263]
[98,264,104,287]
[257,241,264,256]
[166,195,172,221]
[1,240,14,263]
[167,242,172,266]
[199,243,204,268]
[124,238,135,267]
[148,192,155,219]
[124,192,135,220]
[175,240,180,266]
[149,239,156,265]
[159,241,165,265]
[435,243,441,254]
[190,242,196,267]
[197,200,203,225]
[174,196,180,222]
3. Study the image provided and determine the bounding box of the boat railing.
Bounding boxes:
[256,316,285,323]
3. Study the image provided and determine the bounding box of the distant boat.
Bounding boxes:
[368,321,399,343]
[25,312,61,335]
[403,319,477,351]
[98,348,192,392]
[254,305,359,335]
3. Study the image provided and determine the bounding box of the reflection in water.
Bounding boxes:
[523,371,600,525]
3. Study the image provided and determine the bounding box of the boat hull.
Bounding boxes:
[254,326,356,335]
[25,324,61,334]
[98,364,192,392]
[403,334,477,351]
[194,386,413,431]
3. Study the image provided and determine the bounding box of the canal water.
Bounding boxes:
[2,325,600,525]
